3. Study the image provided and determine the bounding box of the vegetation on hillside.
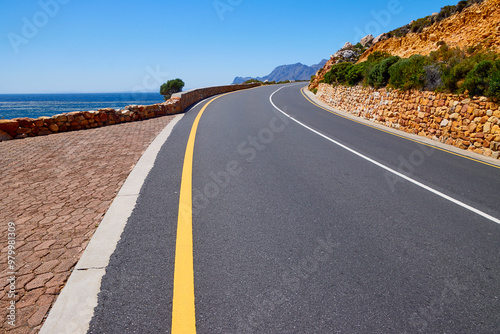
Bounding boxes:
[316,45,500,100]
[386,0,485,38]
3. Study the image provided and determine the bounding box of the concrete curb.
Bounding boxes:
[39,114,184,334]
[303,87,500,168]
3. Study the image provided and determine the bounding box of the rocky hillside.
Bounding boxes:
[309,38,373,90]
[310,0,500,90]
[233,60,327,84]
[358,0,500,62]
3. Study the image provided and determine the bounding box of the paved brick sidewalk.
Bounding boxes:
[0,115,175,333]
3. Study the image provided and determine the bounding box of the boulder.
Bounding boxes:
[0,130,12,142]
[484,122,492,133]
[55,115,68,122]
[342,50,355,59]
[373,33,387,44]
[13,117,33,128]
[360,34,374,47]
[333,50,343,58]
[49,123,59,132]
[83,111,93,119]
[0,120,20,134]
[343,42,353,50]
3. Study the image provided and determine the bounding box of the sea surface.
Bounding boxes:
[0,92,165,120]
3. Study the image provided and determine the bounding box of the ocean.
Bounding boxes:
[0,92,165,120]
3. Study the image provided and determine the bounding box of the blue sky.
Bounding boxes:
[1,0,453,94]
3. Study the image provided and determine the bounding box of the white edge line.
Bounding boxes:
[40,114,184,334]
[269,87,500,225]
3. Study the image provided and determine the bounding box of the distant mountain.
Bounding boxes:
[232,60,328,84]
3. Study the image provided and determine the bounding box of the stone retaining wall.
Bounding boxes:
[0,83,260,141]
[173,83,260,110]
[316,83,500,160]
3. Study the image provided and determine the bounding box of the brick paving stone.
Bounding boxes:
[27,304,51,328]
[53,258,78,274]
[16,274,36,291]
[24,250,50,262]
[34,295,52,308]
[9,305,37,332]
[0,115,174,332]
[6,326,31,334]
[33,260,59,275]
[40,250,66,264]
[45,273,68,290]
[33,241,55,252]
[16,289,44,310]
[25,274,53,292]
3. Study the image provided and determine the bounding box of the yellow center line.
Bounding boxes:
[171,92,233,334]
[300,87,500,170]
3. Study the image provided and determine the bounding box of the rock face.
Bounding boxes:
[316,83,500,159]
[360,34,374,47]
[343,42,354,49]
[309,58,337,91]
[372,33,388,45]
[309,37,371,90]
[358,0,500,62]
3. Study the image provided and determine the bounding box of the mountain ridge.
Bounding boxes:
[232,60,327,84]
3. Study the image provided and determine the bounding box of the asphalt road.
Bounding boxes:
[88,83,500,333]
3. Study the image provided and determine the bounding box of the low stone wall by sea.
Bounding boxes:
[0,83,260,141]
[316,83,500,160]
[173,83,260,110]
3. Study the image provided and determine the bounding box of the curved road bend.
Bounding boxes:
[88,83,500,333]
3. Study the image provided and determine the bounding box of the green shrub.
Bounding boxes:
[440,54,482,93]
[456,0,468,12]
[160,78,185,100]
[320,43,499,98]
[367,56,400,88]
[363,52,393,82]
[495,59,500,71]
[440,51,498,93]
[411,16,433,34]
[388,55,428,90]
[428,44,465,63]
[346,63,367,86]
[463,60,496,97]
[366,51,392,63]
[488,70,500,99]
[244,79,262,84]
[387,25,410,39]
[323,62,354,85]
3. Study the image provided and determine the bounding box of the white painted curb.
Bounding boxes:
[40,114,184,334]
